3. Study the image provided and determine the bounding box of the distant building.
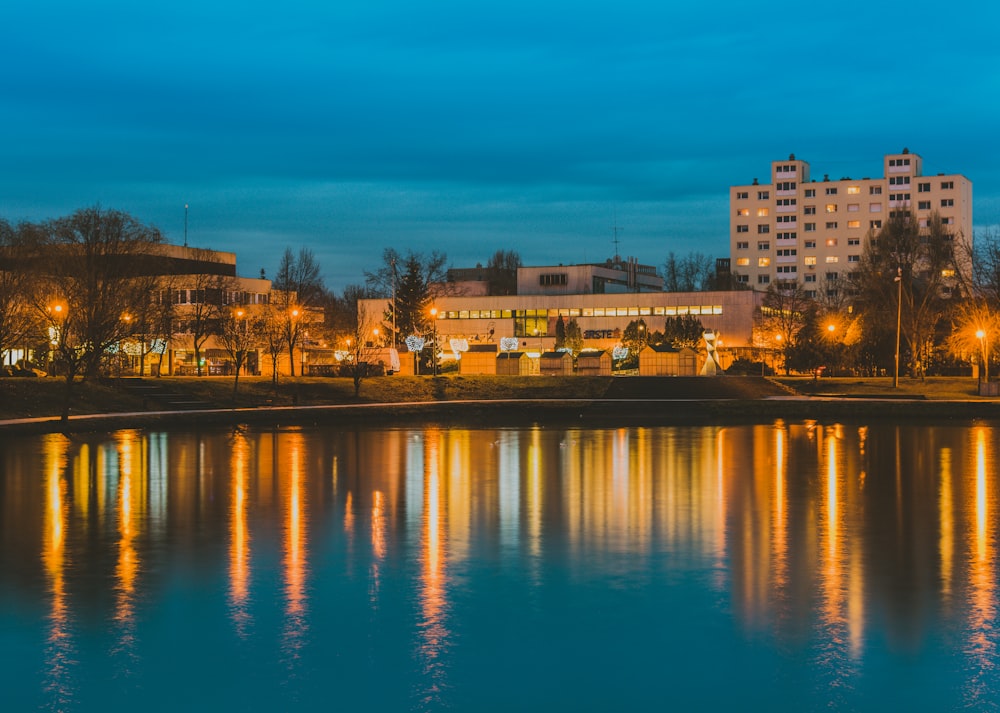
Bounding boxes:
[730,149,973,298]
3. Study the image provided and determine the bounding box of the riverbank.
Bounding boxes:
[1,375,998,434]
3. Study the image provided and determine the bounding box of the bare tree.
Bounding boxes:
[758,281,811,374]
[486,249,521,295]
[664,252,715,292]
[343,304,385,397]
[216,306,260,401]
[0,220,41,368]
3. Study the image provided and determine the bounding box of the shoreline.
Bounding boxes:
[3,395,1000,435]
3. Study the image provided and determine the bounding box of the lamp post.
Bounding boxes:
[893,267,902,388]
[977,329,988,388]
[429,307,438,376]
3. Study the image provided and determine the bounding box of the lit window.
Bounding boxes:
[736,257,750,266]
[826,256,839,263]
[758,257,771,267]
[737,208,749,216]
[847,186,860,194]
[804,256,817,266]
[757,208,770,217]
[848,220,860,228]
[942,269,956,277]
[825,204,837,213]
[826,238,838,247]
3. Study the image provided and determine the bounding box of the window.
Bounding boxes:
[825,204,837,213]
[775,164,797,173]
[848,255,860,263]
[826,271,839,280]
[804,205,816,215]
[889,176,911,186]
[736,208,750,216]
[826,256,839,263]
[941,199,954,207]
[804,240,817,248]
[826,222,838,230]
[889,193,911,201]
[806,289,817,297]
[539,273,568,286]
[847,186,860,195]
[758,257,771,267]
[804,256,817,266]
[757,241,770,250]
[777,265,796,274]
[776,181,797,191]
[804,223,816,232]
[870,186,882,195]
[826,238,838,247]
[736,257,750,266]
[918,201,931,210]
[942,217,954,225]
[736,274,749,284]
[889,158,911,167]
[848,237,860,246]
[941,181,954,189]
[777,198,796,207]
[757,208,770,217]
[776,232,797,240]
[758,191,770,200]
[736,191,749,199]
[758,225,770,234]
[918,182,931,192]
[776,215,796,223]
[736,241,749,249]
[776,248,797,257]
[848,220,860,229]
[870,220,882,229]
[758,275,770,285]
[737,225,749,233]
[804,274,817,283]
[870,203,882,212]
[942,269,956,278]
[826,187,838,195]
[805,189,816,198]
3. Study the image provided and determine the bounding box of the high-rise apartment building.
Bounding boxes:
[729,150,972,298]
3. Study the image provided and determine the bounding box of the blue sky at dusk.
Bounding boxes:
[2,1,999,291]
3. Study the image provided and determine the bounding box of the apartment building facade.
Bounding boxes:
[730,150,972,298]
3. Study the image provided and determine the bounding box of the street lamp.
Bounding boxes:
[429,307,438,376]
[977,329,988,387]
[894,267,902,388]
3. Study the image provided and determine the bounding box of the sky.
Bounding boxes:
[3,1,1000,292]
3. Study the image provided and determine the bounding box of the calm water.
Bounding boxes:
[1,421,999,711]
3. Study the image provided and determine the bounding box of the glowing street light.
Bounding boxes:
[893,267,902,388]
[977,328,989,386]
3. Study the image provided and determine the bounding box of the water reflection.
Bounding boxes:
[6,422,1000,709]
[42,434,73,709]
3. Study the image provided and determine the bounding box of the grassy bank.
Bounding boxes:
[0,373,991,422]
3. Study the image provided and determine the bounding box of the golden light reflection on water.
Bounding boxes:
[964,427,997,706]
[282,432,309,664]
[113,431,143,666]
[42,434,73,708]
[14,421,1000,704]
[229,432,252,637]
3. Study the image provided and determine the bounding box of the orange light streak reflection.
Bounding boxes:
[229,432,252,637]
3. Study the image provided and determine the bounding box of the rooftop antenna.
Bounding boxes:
[184,203,189,247]
[611,209,622,261]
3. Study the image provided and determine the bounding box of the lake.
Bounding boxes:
[1,421,998,711]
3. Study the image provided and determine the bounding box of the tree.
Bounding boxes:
[257,302,287,384]
[850,211,963,378]
[272,247,327,376]
[485,249,521,295]
[216,307,259,401]
[663,314,704,349]
[172,250,231,376]
[343,304,385,397]
[945,299,1000,381]
[664,252,715,292]
[564,319,584,357]
[0,220,41,368]
[758,282,811,374]
[45,208,164,379]
[554,315,567,350]
[620,319,648,368]
[365,248,447,348]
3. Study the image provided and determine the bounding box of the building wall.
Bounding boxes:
[361,290,761,354]
[730,150,973,298]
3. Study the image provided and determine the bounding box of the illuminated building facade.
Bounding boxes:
[730,149,973,298]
